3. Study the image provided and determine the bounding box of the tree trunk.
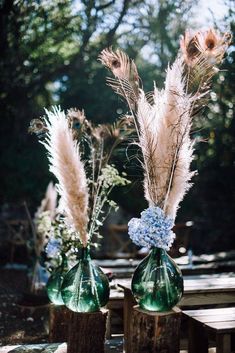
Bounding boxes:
[67,309,109,353]
[130,305,181,353]
[49,304,70,343]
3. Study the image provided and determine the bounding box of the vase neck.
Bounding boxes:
[150,248,166,265]
[151,247,166,260]
[61,253,68,267]
[81,246,91,260]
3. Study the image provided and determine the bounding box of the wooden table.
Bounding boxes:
[117,273,235,353]
[183,307,235,353]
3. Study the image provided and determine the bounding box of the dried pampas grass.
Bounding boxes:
[100,48,197,220]
[100,31,230,221]
[137,58,195,219]
[42,107,89,246]
[35,182,58,220]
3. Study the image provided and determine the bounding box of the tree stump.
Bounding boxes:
[67,309,109,353]
[129,305,181,353]
[123,287,137,353]
[49,304,71,343]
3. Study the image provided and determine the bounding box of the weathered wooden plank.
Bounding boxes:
[180,292,235,306]
[185,279,235,291]
[193,314,235,323]
[205,321,235,332]
[95,259,140,268]
[183,308,235,329]
[183,307,235,317]
[191,315,235,324]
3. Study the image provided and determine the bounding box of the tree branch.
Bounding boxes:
[104,0,131,46]
[95,0,116,11]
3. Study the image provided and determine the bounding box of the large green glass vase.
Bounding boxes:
[46,254,68,305]
[132,247,183,311]
[61,247,110,312]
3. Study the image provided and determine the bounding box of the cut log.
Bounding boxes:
[49,304,71,343]
[123,287,137,353]
[67,309,109,353]
[130,305,181,353]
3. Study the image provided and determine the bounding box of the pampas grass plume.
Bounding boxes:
[42,107,89,246]
[137,58,195,219]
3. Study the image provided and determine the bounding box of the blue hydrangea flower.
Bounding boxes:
[128,206,175,250]
[45,237,62,257]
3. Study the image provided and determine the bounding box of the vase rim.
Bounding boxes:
[151,246,166,252]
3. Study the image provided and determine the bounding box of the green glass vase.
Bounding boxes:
[46,254,68,305]
[61,247,110,312]
[131,247,183,311]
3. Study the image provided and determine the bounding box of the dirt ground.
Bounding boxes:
[0,269,49,345]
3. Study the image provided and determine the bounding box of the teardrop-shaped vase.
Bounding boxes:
[132,247,183,311]
[61,247,110,312]
[46,255,68,305]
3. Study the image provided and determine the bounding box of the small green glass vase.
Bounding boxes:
[46,254,68,305]
[131,247,183,312]
[61,247,110,312]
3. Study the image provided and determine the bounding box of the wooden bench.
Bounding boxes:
[183,307,235,353]
[118,273,235,353]
[96,251,235,278]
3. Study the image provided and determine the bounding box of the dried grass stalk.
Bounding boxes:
[137,58,196,219]
[100,29,231,220]
[42,107,89,246]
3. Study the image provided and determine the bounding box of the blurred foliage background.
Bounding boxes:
[0,0,234,253]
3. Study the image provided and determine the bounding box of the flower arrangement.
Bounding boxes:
[30,106,130,250]
[99,28,231,250]
[30,107,133,310]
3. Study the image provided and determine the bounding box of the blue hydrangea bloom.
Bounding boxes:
[128,206,175,250]
[46,237,61,257]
